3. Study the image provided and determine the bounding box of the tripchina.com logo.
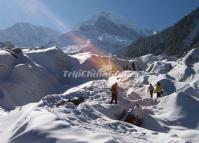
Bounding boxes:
[63,64,120,78]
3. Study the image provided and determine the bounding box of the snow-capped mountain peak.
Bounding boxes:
[51,11,154,54]
[76,11,151,36]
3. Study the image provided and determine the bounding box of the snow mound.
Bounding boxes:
[179,85,199,98]
[69,52,92,64]
[140,54,159,64]
[147,61,172,74]
[127,89,142,100]
[25,47,80,79]
[159,92,199,129]
[142,114,170,132]
[94,104,126,120]
[0,47,82,109]
[190,79,199,90]
[7,63,59,103]
[133,58,148,71]
[168,64,195,82]
[0,50,17,80]
[62,45,82,54]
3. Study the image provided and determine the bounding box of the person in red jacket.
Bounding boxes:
[110,83,118,104]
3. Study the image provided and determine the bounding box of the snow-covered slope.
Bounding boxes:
[0,47,80,109]
[0,46,146,109]
[125,7,199,57]
[0,47,198,143]
[0,80,185,143]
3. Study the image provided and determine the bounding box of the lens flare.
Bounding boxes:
[15,0,120,74]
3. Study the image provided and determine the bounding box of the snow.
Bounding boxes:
[70,52,92,64]
[140,54,159,64]
[0,23,61,47]
[0,50,17,80]
[76,11,152,36]
[0,47,81,109]
[0,47,198,143]
[54,12,154,54]
[146,61,172,74]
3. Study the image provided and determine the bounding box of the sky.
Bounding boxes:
[0,0,199,32]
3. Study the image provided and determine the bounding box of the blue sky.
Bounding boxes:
[0,0,199,32]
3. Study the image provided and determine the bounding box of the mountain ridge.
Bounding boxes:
[0,22,62,47]
[48,11,154,54]
[124,7,199,58]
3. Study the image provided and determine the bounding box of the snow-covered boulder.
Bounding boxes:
[0,50,17,79]
[179,85,199,98]
[0,63,60,108]
[26,47,80,80]
[127,89,142,100]
[147,61,172,74]
[168,64,195,82]
[65,102,76,109]
[190,79,199,90]
[140,54,159,64]
[134,57,148,71]
[155,78,176,95]
[0,47,86,109]
[142,113,170,132]
[131,104,144,119]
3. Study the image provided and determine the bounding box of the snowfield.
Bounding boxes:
[0,47,198,143]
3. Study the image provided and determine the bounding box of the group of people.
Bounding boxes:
[147,82,164,98]
[110,82,164,104]
[123,62,136,71]
[109,82,164,127]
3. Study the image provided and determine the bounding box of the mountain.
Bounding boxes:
[125,7,199,57]
[48,12,153,54]
[0,23,61,47]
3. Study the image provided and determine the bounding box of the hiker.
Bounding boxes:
[110,83,118,104]
[126,65,129,70]
[132,62,136,71]
[155,82,163,98]
[123,65,126,71]
[148,84,154,98]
